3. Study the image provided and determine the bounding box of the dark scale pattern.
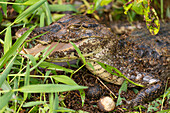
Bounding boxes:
[92,23,169,106]
[128,81,166,108]
[16,14,114,44]
[16,15,170,107]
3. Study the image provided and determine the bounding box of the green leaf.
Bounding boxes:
[51,14,65,21]
[157,110,170,113]
[86,6,95,14]
[56,107,76,112]
[116,80,128,106]
[19,84,88,93]
[44,71,51,83]
[123,0,160,35]
[53,75,86,106]
[40,12,45,27]
[0,0,7,17]
[49,4,77,12]
[70,41,86,64]
[94,0,102,9]
[23,101,46,107]
[4,26,12,54]
[100,0,112,6]
[132,88,139,94]
[86,0,102,14]
[97,61,144,87]
[39,61,74,73]
[24,61,30,100]
[131,0,145,15]
[14,0,46,23]
[0,26,36,69]
[1,81,13,92]
[53,75,77,85]
[24,54,37,67]
[0,91,14,110]
[12,0,26,13]
[49,93,54,113]
[53,93,59,112]
[0,54,16,87]
[96,61,121,77]
[165,87,170,97]
[23,0,40,5]
[87,62,95,71]
[0,12,3,23]
[79,89,86,106]
[24,54,39,72]
[28,42,58,72]
[42,2,52,25]
[123,1,133,15]
[144,7,160,35]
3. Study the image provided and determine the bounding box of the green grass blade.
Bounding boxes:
[0,54,16,87]
[24,61,30,100]
[49,4,77,12]
[24,54,39,72]
[97,61,145,87]
[1,80,12,91]
[42,2,52,25]
[70,41,86,64]
[53,93,59,112]
[0,0,46,35]
[23,101,46,107]
[0,26,36,69]
[0,0,7,17]
[24,54,37,67]
[39,62,74,73]
[0,12,2,23]
[53,75,86,106]
[53,75,77,85]
[23,0,40,5]
[40,12,45,27]
[28,43,59,72]
[19,84,88,93]
[4,26,12,54]
[56,107,76,112]
[116,80,128,106]
[49,93,54,113]
[0,39,4,44]
[14,0,46,23]
[12,1,26,14]
[0,91,14,110]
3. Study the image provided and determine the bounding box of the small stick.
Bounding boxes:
[97,77,117,98]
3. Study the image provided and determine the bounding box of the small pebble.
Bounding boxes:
[98,96,115,112]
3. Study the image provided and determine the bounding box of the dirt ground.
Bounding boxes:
[62,66,170,113]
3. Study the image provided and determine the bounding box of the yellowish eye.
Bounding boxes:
[82,23,99,28]
[69,24,81,30]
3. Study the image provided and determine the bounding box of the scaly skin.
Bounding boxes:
[16,15,170,107]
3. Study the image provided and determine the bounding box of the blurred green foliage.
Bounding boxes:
[0,0,169,112]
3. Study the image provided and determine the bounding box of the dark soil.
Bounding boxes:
[62,67,170,113]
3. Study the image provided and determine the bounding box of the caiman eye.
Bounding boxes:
[69,24,81,29]
[82,23,99,28]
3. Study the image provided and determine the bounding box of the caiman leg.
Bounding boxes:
[128,81,166,108]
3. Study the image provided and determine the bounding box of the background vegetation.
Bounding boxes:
[0,0,169,112]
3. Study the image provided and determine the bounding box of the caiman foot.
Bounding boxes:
[127,82,166,108]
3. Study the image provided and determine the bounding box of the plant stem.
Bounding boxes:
[161,0,163,20]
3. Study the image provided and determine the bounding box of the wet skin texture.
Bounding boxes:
[16,15,170,107]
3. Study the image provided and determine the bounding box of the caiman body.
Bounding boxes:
[16,14,170,107]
